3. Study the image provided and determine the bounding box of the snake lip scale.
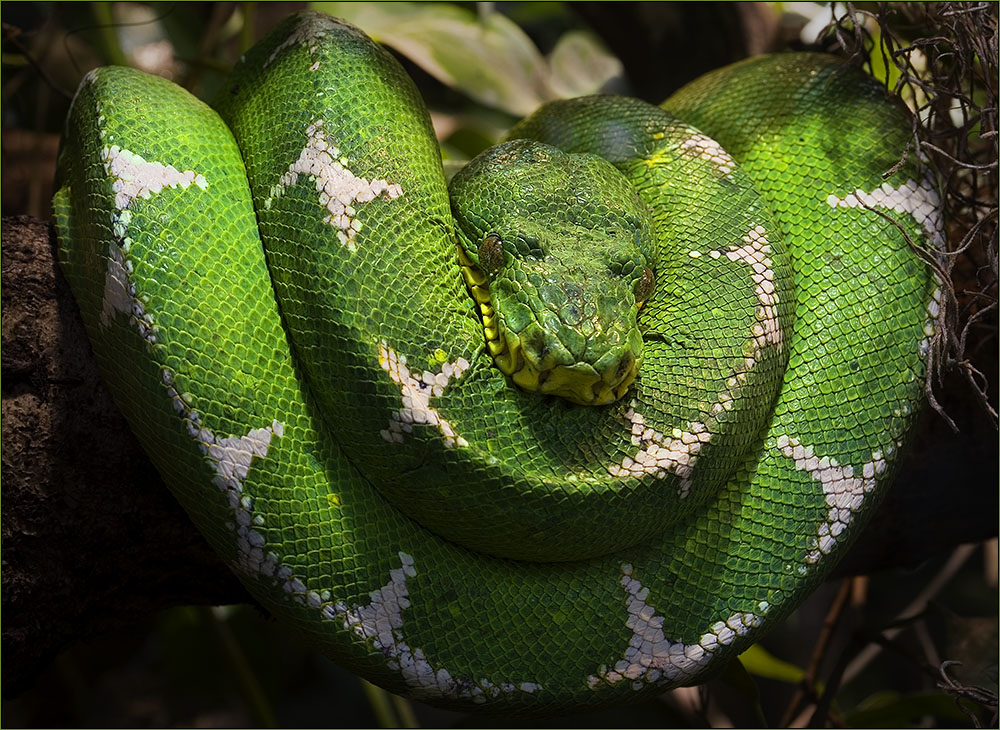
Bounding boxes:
[53,10,941,712]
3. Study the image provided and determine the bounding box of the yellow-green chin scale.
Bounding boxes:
[450,139,654,406]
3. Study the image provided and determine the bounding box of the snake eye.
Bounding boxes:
[478,233,505,273]
[634,267,655,305]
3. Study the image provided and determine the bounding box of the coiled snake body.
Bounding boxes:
[54,12,941,712]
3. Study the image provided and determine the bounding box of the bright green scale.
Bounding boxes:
[54,12,940,712]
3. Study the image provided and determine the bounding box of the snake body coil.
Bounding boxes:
[54,12,941,712]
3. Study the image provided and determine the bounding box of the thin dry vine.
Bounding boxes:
[822,2,998,430]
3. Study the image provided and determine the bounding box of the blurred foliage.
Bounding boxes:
[2,2,996,727]
[317,1,624,116]
[739,643,809,685]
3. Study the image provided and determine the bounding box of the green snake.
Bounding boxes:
[53,12,942,712]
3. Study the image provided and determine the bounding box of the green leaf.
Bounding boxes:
[739,643,807,684]
[314,1,552,116]
[546,29,624,99]
[846,691,973,727]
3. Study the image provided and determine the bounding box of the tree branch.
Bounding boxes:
[1,216,248,698]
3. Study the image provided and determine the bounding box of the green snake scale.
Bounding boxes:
[53,11,942,712]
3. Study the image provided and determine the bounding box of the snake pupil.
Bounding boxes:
[634,267,655,304]
[478,233,505,274]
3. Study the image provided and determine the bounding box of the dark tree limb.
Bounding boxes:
[1,216,248,698]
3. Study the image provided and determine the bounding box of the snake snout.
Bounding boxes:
[591,341,641,403]
[599,347,639,387]
[506,320,642,406]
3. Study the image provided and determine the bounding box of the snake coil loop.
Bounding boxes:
[53,11,941,712]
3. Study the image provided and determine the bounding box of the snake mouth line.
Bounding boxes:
[457,245,639,406]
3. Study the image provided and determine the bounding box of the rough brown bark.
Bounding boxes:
[2,215,995,697]
[1,216,247,698]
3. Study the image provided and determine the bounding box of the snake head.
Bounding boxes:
[449,140,655,406]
